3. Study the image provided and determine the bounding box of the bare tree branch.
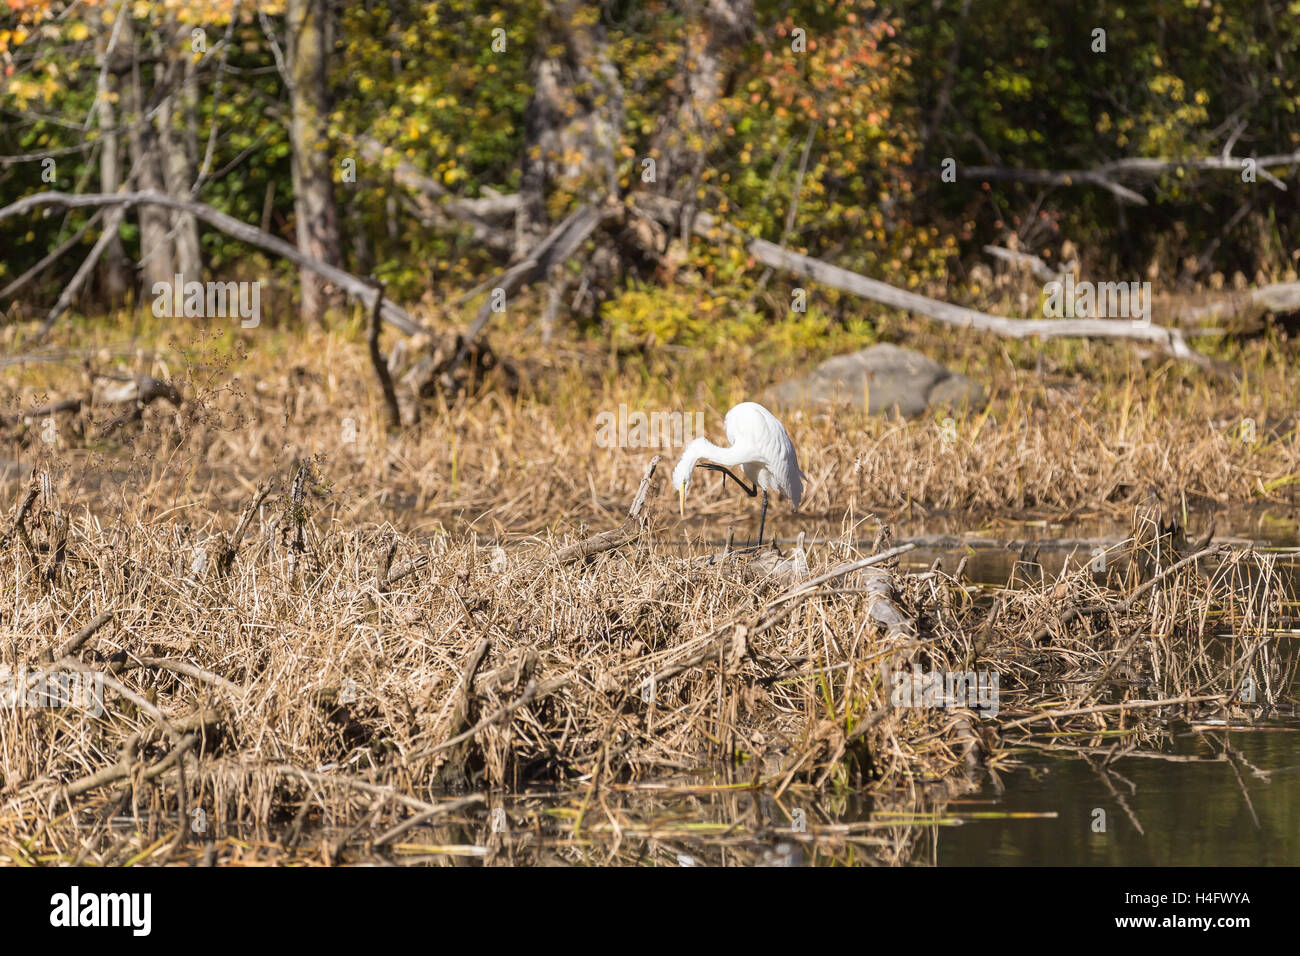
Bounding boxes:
[962,165,1150,205]
[961,147,1300,205]
[0,190,426,335]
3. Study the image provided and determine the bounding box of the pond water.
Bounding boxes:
[934,724,1300,866]
[654,506,1300,866]
[901,508,1299,866]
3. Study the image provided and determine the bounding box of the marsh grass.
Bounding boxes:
[2,308,1298,532]
[0,453,1295,865]
[1,311,1298,864]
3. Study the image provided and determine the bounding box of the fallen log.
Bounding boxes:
[43,611,115,663]
[983,244,1070,282]
[1030,543,1227,645]
[432,637,492,787]
[0,373,185,438]
[963,165,1149,205]
[1171,281,1300,329]
[58,704,225,800]
[632,195,1207,365]
[213,479,274,577]
[695,533,810,584]
[635,543,920,699]
[355,134,517,252]
[961,147,1300,203]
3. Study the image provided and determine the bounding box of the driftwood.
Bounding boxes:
[850,567,917,640]
[475,647,540,696]
[59,703,225,800]
[637,542,919,700]
[355,134,517,252]
[551,455,661,566]
[1,374,183,441]
[983,244,1071,282]
[764,542,918,640]
[339,135,1296,364]
[96,373,182,407]
[95,374,184,436]
[385,553,431,588]
[417,675,573,760]
[271,762,485,818]
[41,611,115,663]
[212,479,274,577]
[1173,281,1300,329]
[128,656,249,700]
[1,479,40,550]
[963,165,1149,205]
[997,694,1227,733]
[432,637,492,787]
[696,532,810,583]
[0,190,425,336]
[371,793,488,848]
[1030,543,1227,645]
[388,329,518,410]
[1,396,84,430]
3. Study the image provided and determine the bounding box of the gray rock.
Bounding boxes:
[765,343,985,418]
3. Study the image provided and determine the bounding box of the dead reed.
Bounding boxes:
[1,319,1298,535]
[0,319,1297,864]
[0,451,1293,865]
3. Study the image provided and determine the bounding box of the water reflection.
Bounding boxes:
[937,722,1300,865]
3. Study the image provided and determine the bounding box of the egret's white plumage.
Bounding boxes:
[672,402,804,543]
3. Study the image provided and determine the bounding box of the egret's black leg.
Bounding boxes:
[699,462,757,498]
[757,490,768,547]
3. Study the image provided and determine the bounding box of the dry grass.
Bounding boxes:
[0,457,1294,864]
[4,311,1299,535]
[1,314,1298,865]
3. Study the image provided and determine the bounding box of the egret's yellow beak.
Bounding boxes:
[678,485,685,517]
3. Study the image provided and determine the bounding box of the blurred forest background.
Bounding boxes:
[1,0,1297,354]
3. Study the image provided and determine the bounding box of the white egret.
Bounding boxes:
[672,401,804,546]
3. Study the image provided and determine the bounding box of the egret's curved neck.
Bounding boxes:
[676,437,750,486]
[698,437,750,468]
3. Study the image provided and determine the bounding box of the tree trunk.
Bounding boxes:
[94,13,131,304]
[286,0,342,325]
[159,23,203,281]
[123,17,174,290]
[650,0,752,207]
[515,0,624,259]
